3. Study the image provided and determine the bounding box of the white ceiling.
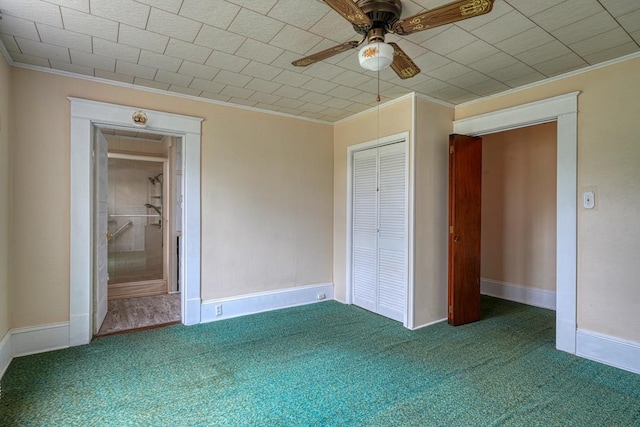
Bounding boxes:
[1,0,639,122]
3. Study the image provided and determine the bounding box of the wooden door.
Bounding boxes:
[448,134,482,326]
[94,128,109,333]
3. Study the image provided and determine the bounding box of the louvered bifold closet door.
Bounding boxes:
[377,143,407,322]
[352,148,379,313]
[352,141,407,323]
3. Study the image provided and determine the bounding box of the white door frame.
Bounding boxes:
[346,132,413,328]
[453,91,579,354]
[69,98,203,346]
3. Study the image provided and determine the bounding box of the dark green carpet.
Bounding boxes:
[1,297,639,426]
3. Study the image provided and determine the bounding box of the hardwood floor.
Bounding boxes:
[96,293,180,336]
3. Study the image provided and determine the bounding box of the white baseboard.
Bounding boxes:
[10,322,70,358]
[0,331,10,378]
[481,278,556,310]
[412,318,447,331]
[201,283,334,323]
[576,329,640,375]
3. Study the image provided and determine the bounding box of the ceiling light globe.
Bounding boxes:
[358,42,394,71]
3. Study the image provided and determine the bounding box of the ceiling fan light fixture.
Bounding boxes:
[358,41,394,71]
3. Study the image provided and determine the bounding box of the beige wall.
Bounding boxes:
[456,57,640,342]
[9,67,333,327]
[413,97,454,326]
[0,54,10,339]
[481,123,557,291]
[333,96,454,327]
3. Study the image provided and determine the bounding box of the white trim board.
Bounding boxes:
[0,331,10,378]
[481,279,556,310]
[576,329,640,375]
[453,92,578,355]
[201,283,334,323]
[69,98,203,347]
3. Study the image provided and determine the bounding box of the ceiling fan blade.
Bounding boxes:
[393,0,494,35]
[292,41,360,67]
[323,0,373,28]
[388,43,421,79]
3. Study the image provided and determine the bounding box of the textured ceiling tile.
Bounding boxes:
[308,11,356,42]
[332,51,364,72]
[471,10,535,44]
[93,38,140,63]
[507,0,564,17]
[190,77,225,93]
[61,8,118,41]
[235,39,283,64]
[220,85,254,99]
[116,59,158,79]
[632,30,640,45]
[228,97,258,107]
[448,70,492,89]
[225,0,278,15]
[240,60,282,80]
[134,0,183,14]
[91,0,150,29]
[155,69,194,86]
[426,61,472,80]
[429,84,471,102]
[214,69,252,86]
[300,77,339,93]
[268,0,329,30]
[331,69,370,87]
[206,50,250,72]
[165,38,212,63]
[0,35,20,52]
[494,27,555,56]
[300,102,327,113]
[447,40,499,65]
[552,11,619,46]
[583,42,639,64]
[36,24,91,51]
[0,15,40,41]
[326,85,360,100]
[169,85,202,96]
[323,97,352,109]
[16,38,70,62]
[278,106,305,116]
[515,40,571,66]
[139,50,183,72]
[299,91,331,104]
[245,77,282,93]
[45,0,89,13]
[467,52,520,74]
[273,85,308,99]
[531,0,603,32]
[598,0,640,17]
[134,77,170,90]
[357,78,396,95]
[94,69,135,83]
[271,70,312,88]
[343,102,370,113]
[466,78,510,96]
[118,25,169,54]
[249,91,281,104]
[270,25,323,55]
[618,9,640,33]
[402,24,451,45]
[8,52,51,67]
[302,61,345,80]
[532,52,587,76]
[179,0,241,30]
[486,61,539,82]
[411,51,450,73]
[178,61,220,80]
[194,25,246,54]
[147,8,202,42]
[70,49,115,71]
[0,0,63,27]
[570,28,635,57]
[420,26,478,56]
[270,50,305,69]
[50,59,94,75]
[228,8,284,42]
[412,77,449,94]
[274,97,305,109]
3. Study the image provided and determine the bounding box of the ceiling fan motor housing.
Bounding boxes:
[352,0,402,35]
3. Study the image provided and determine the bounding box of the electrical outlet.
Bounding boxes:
[215,304,223,316]
[583,191,595,209]
[317,292,326,300]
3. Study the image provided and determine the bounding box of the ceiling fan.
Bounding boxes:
[292,0,495,79]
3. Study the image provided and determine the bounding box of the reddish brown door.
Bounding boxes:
[448,134,482,326]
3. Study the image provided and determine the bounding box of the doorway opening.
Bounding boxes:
[94,128,183,336]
